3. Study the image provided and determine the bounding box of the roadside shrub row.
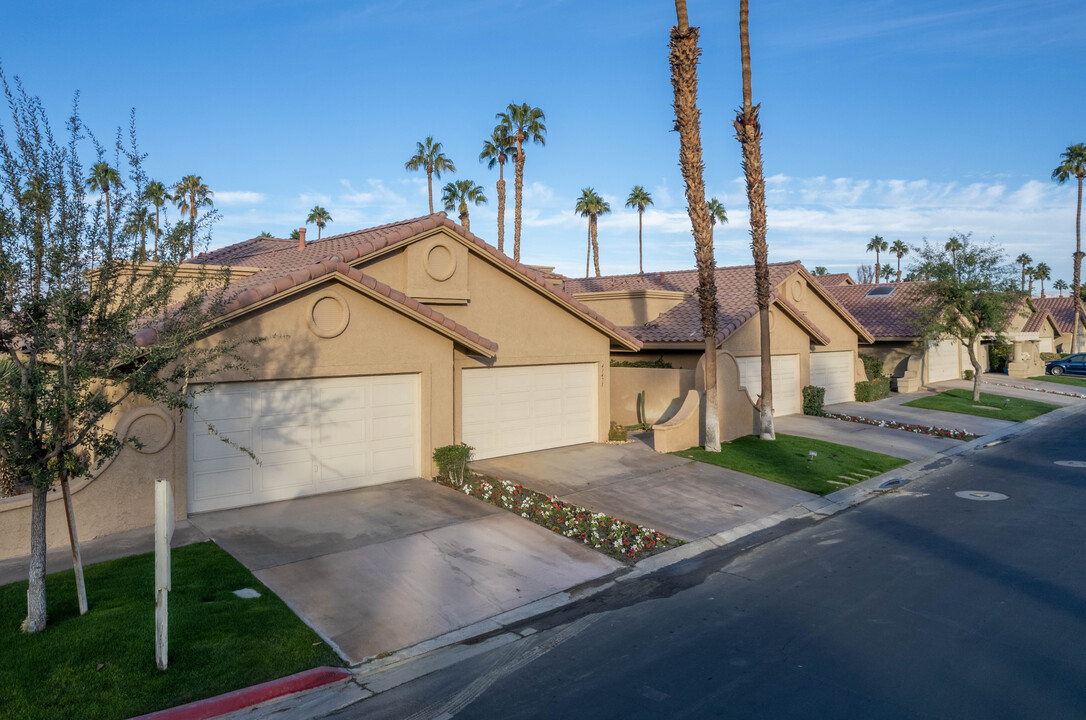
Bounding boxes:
[1040,352,1070,362]
[610,357,673,369]
[823,412,979,440]
[855,377,891,402]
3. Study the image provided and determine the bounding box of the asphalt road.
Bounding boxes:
[326,412,1086,720]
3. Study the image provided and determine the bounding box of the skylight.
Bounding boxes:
[865,286,896,298]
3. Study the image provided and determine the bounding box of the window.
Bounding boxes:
[864,286,895,298]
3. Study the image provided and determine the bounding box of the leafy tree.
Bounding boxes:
[123,205,155,261]
[441,179,487,233]
[890,239,909,282]
[1054,278,1068,297]
[20,174,52,294]
[142,180,169,261]
[172,175,213,257]
[405,136,455,215]
[496,103,546,263]
[734,0,774,440]
[306,205,332,240]
[625,186,653,274]
[1015,253,1032,291]
[0,72,257,632]
[866,235,887,283]
[1052,143,1086,349]
[856,264,876,283]
[911,234,1022,401]
[86,161,123,245]
[670,2,720,449]
[479,126,515,254]
[575,188,610,277]
[812,266,828,275]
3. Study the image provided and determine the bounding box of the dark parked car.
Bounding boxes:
[1046,353,1086,376]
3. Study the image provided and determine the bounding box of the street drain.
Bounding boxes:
[1054,460,1086,468]
[955,491,1009,501]
[878,478,906,489]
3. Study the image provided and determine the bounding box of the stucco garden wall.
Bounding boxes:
[610,367,696,426]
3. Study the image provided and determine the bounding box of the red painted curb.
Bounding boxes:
[128,666,351,720]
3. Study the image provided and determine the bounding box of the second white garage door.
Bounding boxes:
[188,375,420,514]
[736,354,801,416]
[809,351,856,405]
[462,364,597,460]
[927,338,960,383]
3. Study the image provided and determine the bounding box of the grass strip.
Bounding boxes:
[902,388,1058,422]
[1029,375,1086,389]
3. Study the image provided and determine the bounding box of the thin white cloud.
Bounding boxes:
[215,191,265,205]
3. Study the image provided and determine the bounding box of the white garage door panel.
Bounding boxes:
[736,355,801,416]
[462,364,597,460]
[810,351,855,405]
[927,338,960,382]
[188,374,420,513]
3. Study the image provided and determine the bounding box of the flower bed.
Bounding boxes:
[433,473,682,562]
[823,412,980,440]
[987,381,1086,399]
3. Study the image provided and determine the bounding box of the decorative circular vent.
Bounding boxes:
[789,277,805,302]
[425,241,457,281]
[119,407,174,455]
[308,292,350,338]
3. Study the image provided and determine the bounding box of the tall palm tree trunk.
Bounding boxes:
[586,223,592,278]
[670,2,720,451]
[153,208,160,261]
[513,136,525,263]
[735,0,774,440]
[426,166,434,214]
[460,209,470,232]
[496,172,506,254]
[1075,175,1083,352]
[26,486,47,631]
[592,216,601,277]
[638,209,644,274]
[897,257,902,282]
[188,201,197,257]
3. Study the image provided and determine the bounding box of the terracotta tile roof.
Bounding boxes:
[196,236,297,266]
[1033,296,1085,333]
[822,282,932,339]
[813,273,854,286]
[1023,307,1056,334]
[563,261,848,345]
[184,213,641,351]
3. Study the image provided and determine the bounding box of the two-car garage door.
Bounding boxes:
[188,375,420,514]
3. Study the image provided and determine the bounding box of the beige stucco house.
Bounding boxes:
[0,213,641,559]
[1033,296,1086,354]
[563,262,873,444]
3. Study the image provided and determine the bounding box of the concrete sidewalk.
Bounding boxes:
[774,414,959,461]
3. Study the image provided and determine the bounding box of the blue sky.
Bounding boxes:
[2,0,1084,283]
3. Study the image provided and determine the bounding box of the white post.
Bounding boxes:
[154,479,174,670]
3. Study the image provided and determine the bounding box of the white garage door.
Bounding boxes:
[188,375,420,513]
[462,363,597,460]
[1040,337,1054,353]
[736,354,801,416]
[927,338,960,382]
[809,351,856,405]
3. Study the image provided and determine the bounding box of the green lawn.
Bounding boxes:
[903,388,1059,422]
[0,542,340,720]
[1030,374,1086,388]
[673,433,908,496]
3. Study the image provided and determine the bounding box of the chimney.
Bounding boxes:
[297,227,306,251]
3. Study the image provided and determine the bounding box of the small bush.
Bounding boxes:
[1040,352,1061,362]
[855,377,891,402]
[433,443,473,484]
[608,422,628,442]
[963,369,974,380]
[988,344,1011,372]
[859,354,884,380]
[610,357,673,369]
[802,385,826,416]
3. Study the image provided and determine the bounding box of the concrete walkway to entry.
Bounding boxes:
[471,442,816,543]
[188,478,619,666]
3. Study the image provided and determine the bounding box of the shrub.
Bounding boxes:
[433,443,473,484]
[855,377,891,402]
[802,385,826,416]
[859,354,884,380]
[608,422,628,442]
[1040,352,1061,362]
[610,357,673,369]
[963,369,975,380]
[988,344,1011,372]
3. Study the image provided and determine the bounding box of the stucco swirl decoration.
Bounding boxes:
[424,240,457,282]
[308,291,350,338]
[120,407,175,455]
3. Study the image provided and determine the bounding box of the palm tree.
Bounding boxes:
[143,180,169,260]
[671,1,720,449]
[866,235,887,282]
[706,197,728,241]
[86,161,123,245]
[945,235,963,264]
[890,239,909,282]
[625,186,654,274]
[1016,253,1033,291]
[480,126,516,254]
[575,188,610,277]
[881,264,894,283]
[812,266,828,275]
[1055,278,1069,297]
[496,103,546,263]
[405,136,456,215]
[1034,262,1050,297]
[123,206,155,261]
[259,231,273,238]
[1053,143,1086,350]
[172,175,213,257]
[306,206,333,240]
[442,179,487,233]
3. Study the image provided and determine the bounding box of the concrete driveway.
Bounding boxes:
[471,442,816,542]
[189,478,620,665]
